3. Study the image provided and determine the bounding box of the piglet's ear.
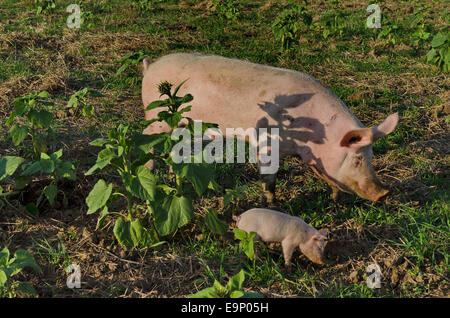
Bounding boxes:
[313,232,327,241]
[372,112,399,142]
[340,128,373,150]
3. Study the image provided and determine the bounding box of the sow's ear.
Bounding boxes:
[372,112,399,142]
[340,128,373,150]
[340,113,399,150]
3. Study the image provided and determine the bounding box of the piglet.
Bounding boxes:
[233,208,327,267]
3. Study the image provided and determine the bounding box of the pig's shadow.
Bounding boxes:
[256,94,327,172]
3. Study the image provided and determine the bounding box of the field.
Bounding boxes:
[0,0,448,298]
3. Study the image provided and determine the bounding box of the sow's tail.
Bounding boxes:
[142,57,151,74]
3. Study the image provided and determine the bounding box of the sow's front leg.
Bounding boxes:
[259,162,277,204]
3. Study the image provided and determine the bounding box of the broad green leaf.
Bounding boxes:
[427,48,437,62]
[226,269,245,293]
[172,163,213,197]
[89,138,109,147]
[213,280,228,297]
[25,203,39,216]
[133,133,169,154]
[10,249,42,275]
[431,32,446,48]
[134,165,157,200]
[20,161,41,176]
[9,124,28,146]
[0,270,7,287]
[230,290,244,298]
[43,183,57,207]
[121,166,157,202]
[204,209,227,235]
[157,111,182,129]
[175,93,193,105]
[153,195,193,236]
[113,217,145,249]
[188,287,219,298]
[0,247,10,265]
[86,179,113,215]
[14,98,28,116]
[96,148,117,169]
[145,99,170,111]
[0,156,25,182]
[37,91,50,98]
[233,228,247,241]
[85,164,100,176]
[27,109,53,128]
[177,106,192,115]
[51,149,63,160]
[39,158,55,174]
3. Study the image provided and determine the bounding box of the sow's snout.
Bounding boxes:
[356,175,390,202]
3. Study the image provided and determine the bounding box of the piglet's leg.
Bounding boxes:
[281,239,297,269]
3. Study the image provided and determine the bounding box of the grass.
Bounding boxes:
[0,0,448,298]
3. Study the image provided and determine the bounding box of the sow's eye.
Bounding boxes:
[352,156,363,167]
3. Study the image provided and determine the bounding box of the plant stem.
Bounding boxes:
[0,191,19,197]
[126,193,133,220]
[175,174,182,196]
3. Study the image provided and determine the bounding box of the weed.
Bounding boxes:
[426,31,449,73]
[272,3,312,51]
[0,247,42,298]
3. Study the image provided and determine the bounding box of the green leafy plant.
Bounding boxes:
[6,91,55,159]
[189,269,262,298]
[35,0,56,15]
[411,23,431,46]
[85,81,218,248]
[116,51,146,76]
[272,3,312,51]
[204,209,227,236]
[211,0,241,20]
[377,24,399,45]
[233,228,256,261]
[0,149,76,215]
[0,156,25,209]
[223,185,246,209]
[426,31,449,73]
[116,51,147,86]
[85,124,161,249]
[66,88,104,118]
[314,10,349,39]
[134,0,158,12]
[0,247,42,298]
[20,149,76,214]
